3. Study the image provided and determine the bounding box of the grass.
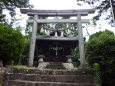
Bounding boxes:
[9,65,36,69]
[0,83,2,86]
[7,65,78,71]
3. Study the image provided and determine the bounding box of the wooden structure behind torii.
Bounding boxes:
[20,9,95,67]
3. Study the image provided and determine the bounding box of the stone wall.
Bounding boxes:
[0,67,5,85]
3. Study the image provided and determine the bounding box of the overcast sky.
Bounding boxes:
[30,0,84,9]
[16,0,115,39]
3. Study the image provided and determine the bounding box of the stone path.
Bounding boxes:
[4,68,95,86]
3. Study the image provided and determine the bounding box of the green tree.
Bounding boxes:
[86,30,115,86]
[0,0,32,25]
[0,23,25,66]
[72,46,79,62]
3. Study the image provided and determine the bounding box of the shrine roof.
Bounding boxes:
[36,36,78,41]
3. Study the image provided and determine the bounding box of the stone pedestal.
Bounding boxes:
[38,55,75,70]
[38,55,44,63]
[38,55,46,69]
[66,55,72,63]
[62,55,74,70]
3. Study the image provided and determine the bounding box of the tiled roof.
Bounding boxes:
[36,36,78,41]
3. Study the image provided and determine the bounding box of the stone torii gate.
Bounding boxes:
[20,9,95,67]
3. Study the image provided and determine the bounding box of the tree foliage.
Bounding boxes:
[0,23,25,66]
[77,0,115,25]
[86,30,115,86]
[86,30,115,68]
[72,46,79,62]
[0,0,32,25]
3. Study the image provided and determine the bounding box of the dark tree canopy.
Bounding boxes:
[86,30,115,73]
[0,0,32,25]
[77,0,115,25]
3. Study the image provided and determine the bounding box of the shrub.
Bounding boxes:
[86,30,115,86]
[0,23,25,66]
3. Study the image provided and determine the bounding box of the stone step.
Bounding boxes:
[46,66,65,69]
[6,74,94,83]
[6,68,93,75]
[48,62,63,65]
[5,80,95,86]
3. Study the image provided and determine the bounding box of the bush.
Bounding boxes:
[0,23,25,66]
[86,30,115,86]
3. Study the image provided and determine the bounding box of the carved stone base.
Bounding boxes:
[38,62,49,69]
[38,62,75,70]
[63,63,74,70]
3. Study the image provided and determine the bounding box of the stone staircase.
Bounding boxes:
[4,68,95,86]
[46,62,65,69]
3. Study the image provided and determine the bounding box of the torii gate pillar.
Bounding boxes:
[77,14,85,68]
[28,15,38,66]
